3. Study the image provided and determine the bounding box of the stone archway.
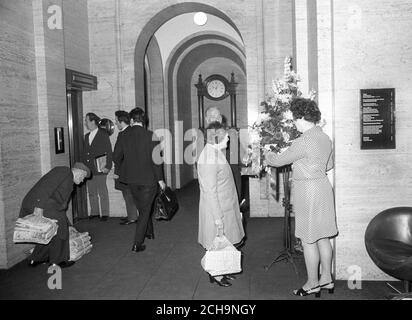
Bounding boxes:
[134,2,244,109]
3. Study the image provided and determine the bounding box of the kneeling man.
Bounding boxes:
[19,163,90,268]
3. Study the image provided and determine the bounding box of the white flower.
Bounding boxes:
[282,132,290,143]
[283,110,294,120]
[260,113,270,121]
[279,94,292,104]
[309,89,317,100]
[249,130,261,144]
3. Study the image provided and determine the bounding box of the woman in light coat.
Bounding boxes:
[197,122,245,287]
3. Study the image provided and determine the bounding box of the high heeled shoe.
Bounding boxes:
[319,281,335,294]
[209,275,232,287]
[293,285,321,297]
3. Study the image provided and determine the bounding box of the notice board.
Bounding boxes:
[360,88,395,149]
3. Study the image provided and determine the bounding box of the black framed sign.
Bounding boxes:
[360,88,395,149]
[54,127,65,154]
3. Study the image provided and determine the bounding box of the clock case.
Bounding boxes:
[195,72,238,129]
[204,74,230,101]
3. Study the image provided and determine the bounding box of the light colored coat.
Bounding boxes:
[197,144,245,250]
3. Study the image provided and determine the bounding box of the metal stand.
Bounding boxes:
[264,165,300,275]
[386,281,412,300]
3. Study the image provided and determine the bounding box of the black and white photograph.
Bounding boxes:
[1,0,412,309]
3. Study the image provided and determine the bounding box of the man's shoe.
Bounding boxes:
[59,261,75,268]
[120,219,137,225]
[145,233,155,240]
[120,217,128,221]
[131,244,146,252]
[100,216,108,221]
[89,215,99,220]
[28,259,47,267]
[49,261,75,269]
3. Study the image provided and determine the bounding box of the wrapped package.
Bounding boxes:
[201,235,242,276]
[69,227,92,261]
[13,214,58,245]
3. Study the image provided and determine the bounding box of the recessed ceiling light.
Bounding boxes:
[194,12,207,26]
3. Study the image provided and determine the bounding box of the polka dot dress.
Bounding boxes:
[266,126,338,244]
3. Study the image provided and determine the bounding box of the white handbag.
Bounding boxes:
[201,235,242,276]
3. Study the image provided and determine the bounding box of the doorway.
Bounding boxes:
[66,69,97,222]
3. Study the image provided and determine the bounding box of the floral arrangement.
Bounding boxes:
[243,56,316,176]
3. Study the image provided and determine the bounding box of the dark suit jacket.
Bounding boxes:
[19,167,74,240]
[113,125,164,186]
[84,128,113,176]
[113,126,131,191]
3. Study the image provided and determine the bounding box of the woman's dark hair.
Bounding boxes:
[129,107,146,124]
[206,121,225,131]
[115,110,130,125]
[206,121,227,144]
[86,112,100,125]
[290,98,321,124]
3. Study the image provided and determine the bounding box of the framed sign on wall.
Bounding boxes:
[360,88,395,150]
[54,127,65,154]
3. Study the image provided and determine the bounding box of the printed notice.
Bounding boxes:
[360,88,395,149]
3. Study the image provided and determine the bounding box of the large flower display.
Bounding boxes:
[243,56,316,176]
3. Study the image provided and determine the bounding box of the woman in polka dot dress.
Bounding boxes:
[265,98,338,298]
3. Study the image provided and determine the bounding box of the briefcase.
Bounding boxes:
[153,187,179,221]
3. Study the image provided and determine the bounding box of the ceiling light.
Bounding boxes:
[194,12,207,26]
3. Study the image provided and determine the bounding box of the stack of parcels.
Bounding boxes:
[69,226,92,261]
[13,214,58,245]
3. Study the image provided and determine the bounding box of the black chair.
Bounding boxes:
[365,207,412,297]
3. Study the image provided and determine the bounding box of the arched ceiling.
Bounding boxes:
[155,13,243,65]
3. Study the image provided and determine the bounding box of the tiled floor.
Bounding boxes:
[0,181,398,300]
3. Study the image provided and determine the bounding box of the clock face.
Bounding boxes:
[207,79,226,99]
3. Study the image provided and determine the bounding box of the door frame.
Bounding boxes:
[66,69,97,222]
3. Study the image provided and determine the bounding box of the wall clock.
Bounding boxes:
[204,74,229,101]
[195,73,238,128]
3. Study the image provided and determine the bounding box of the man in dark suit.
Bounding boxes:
[19,163,90,268]
[113,110,138,225]
[113,107,166,252]
[84,113,113,221]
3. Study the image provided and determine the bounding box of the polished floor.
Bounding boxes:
[0,181,397,300]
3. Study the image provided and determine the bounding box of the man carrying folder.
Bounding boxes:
[84,113,113,221]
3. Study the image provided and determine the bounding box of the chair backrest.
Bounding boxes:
[365,207,412,281]
[365,207,412,245]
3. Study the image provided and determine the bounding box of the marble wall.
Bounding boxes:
[332,0,412,281]
[294,0,412,281]
[0,0,90,269]
[0,0,41,269]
